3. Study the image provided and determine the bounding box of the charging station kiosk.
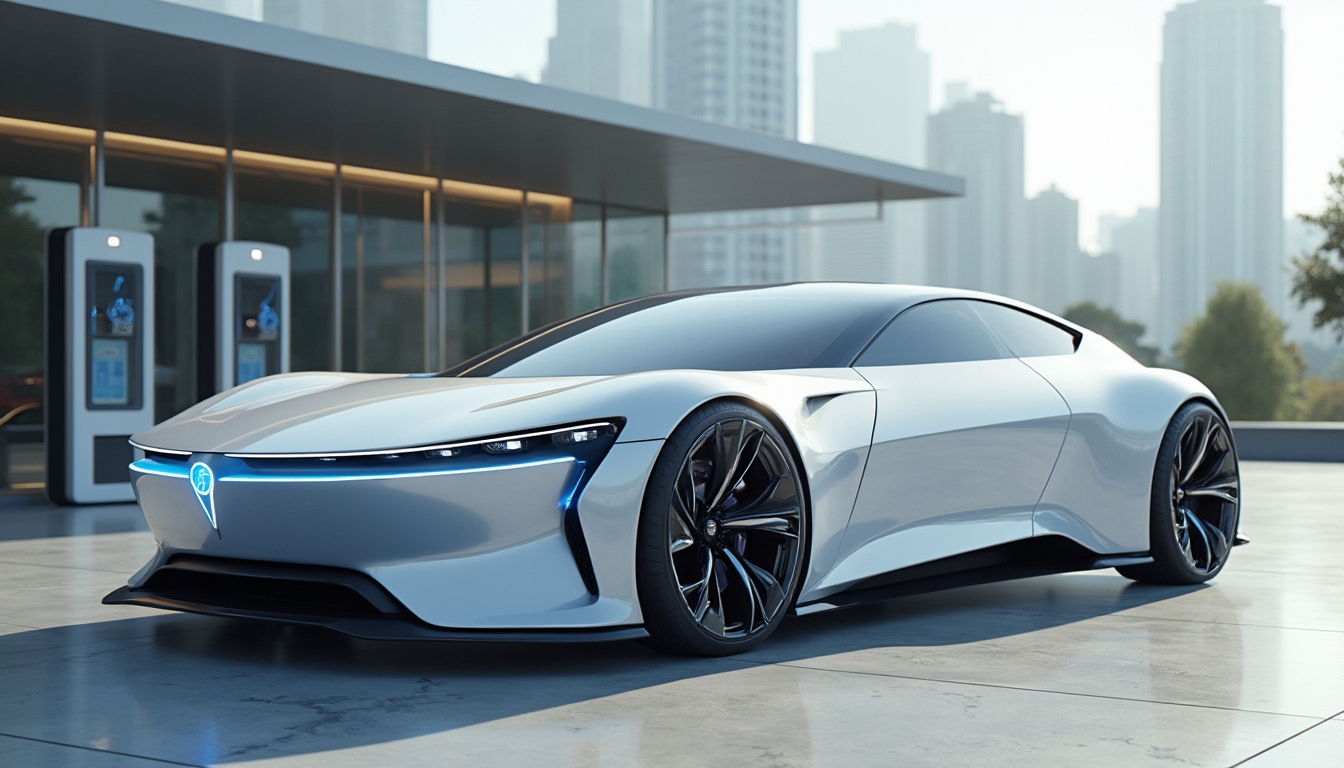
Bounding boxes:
[195,241,290,401]
[45,227,155,505]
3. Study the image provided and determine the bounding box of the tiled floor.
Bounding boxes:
[0,461,1339,766]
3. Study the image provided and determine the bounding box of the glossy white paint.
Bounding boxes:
[118,284,1225,632]
[1024,334,1219,553]
[130,455,605,628]
[575,440,665,626]
[813,358,1069,595]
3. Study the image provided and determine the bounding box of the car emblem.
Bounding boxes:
[190,462,217,529]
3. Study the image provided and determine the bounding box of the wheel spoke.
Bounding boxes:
[721,517,797,537]
[671,482,699,539]
[736,550,786,617]
[684,555,713,621]
[700,558,726,636]
[1183,507,1213,570]
[719,428,766,510]
[707,421,759,512]
[1181,416,1214,485]
[721,502,800,524]
[722,549,761,631]
[1183,487,1238,504]
[1186,510,1229,568]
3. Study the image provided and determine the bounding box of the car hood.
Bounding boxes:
[132,369,873,455]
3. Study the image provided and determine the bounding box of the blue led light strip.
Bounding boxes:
[129,456,574,483]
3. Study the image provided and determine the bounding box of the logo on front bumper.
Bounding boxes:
[190,462,217,529]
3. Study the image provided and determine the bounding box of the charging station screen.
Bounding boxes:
[86,263,142,409]
[235,274,281,386]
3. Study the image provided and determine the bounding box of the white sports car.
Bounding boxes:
[109,283,1242,656]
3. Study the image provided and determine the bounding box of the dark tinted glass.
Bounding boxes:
[855,300,1008,367]
[971,302,1077,358]
[450,288,894,377]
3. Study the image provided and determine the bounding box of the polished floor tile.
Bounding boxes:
[0,734,172,768]
[0,461,1339,766]
[1238,719,1344,767]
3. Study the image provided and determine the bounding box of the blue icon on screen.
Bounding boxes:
[258,284,279,338]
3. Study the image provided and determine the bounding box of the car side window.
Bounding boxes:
[855,300,1010,367]
[970,302,1078,358]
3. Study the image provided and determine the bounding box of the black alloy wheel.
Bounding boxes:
[1119,401,1240,585]
[637,402,807,656]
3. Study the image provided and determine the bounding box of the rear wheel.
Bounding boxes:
[636,402,807,656]
[1119,401,1240,585]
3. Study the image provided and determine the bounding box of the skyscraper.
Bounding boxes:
[1103,208,1160,337]
[926,90,1026,299]
[653,0,797,138]
[264,0,428,57]
[542,0,651,106]
[653,0,798,288]
[812,22,929,284]
[1027,185,1079,313]
[1159,0,1283,350]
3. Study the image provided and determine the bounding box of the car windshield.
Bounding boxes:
[443,285,899,378]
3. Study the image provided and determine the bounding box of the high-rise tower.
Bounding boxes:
[542,0,650,106]
[812,22,929,285]
[1159,0,1283,349]
[653,0,798,288]
[926,90,1027,299]
[653,0,797,138]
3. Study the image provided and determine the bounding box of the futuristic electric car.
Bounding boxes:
[108,283,1242,656]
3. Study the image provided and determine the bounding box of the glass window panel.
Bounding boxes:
[606,206,665,303]
[343,187,425,373]
[0,139,83,492]
[567,203,603,316]
[438,197,502,367]
[524,200,601,330]
[104,153,220,423]
[857,299,1010,367]
[970,301,1077,358]
[234,170,332,372]
[487,215,522,347]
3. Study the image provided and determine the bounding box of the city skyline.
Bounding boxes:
[425,0,1342,250]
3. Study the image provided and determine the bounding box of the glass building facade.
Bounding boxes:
[0,116,666,493]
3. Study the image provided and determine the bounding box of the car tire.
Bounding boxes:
[636,401,808,656]
[1118,401,1240,585]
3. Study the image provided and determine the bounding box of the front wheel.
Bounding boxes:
[1119,401,1240,585]
[636,402,808,656]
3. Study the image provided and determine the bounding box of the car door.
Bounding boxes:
[817,299,1072,592]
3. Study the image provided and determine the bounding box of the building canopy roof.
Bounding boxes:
[0,0,962,214]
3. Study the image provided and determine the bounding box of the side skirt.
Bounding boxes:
[793,536,1152,616]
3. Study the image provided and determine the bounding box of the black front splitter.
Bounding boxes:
[103,586,649,644]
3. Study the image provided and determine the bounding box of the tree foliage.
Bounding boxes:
[1291,156,1344,338]
[0,177,45,375]
[1177,282,1301,420]
[1061,301,1159,366]
[1299,376,1344,421]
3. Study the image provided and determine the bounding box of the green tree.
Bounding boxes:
[1061,301,1159,366]
[0,177,45,376]
[1177,282,1301,420]
[1291,156,1344,337]
[1300,376,1344,421]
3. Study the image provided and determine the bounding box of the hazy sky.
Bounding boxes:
[429,0,1343,248]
